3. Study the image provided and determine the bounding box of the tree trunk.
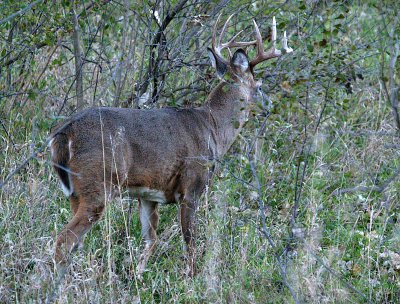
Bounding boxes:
[72,4,84,109]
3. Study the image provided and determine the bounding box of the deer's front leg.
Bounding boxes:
[137,199,159,278]
[180,196,197,277]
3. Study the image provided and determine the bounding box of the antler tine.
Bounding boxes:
[250,17,289,69]
[211,13,231,64]
[253,19,265,56]
[219,14,234,48]
[212,13,257,62]
[212,13,222,52]
[223,30,243,47]
[271,16,277,48]
[282,31,293,53]
[222,30,257,49]
[213,14,293,67]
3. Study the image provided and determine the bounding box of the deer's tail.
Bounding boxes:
[49,130,73,196]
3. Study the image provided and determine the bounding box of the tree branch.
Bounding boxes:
[135,0,188,103]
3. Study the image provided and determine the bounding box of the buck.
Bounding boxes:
[49,15,292,277]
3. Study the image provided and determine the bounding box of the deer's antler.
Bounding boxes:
[249,17,293,69]
[211,15,293,69]
[212,14,256,64]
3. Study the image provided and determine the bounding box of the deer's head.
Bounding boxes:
[208,15,293,98]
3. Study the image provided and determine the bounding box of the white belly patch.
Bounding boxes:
[129,187,168,204]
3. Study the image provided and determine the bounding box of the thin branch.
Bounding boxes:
[0,118,15,147]
[289,16,336,244]
[0,139,81,190]
[0,0,44,25]
[0,154,37,190]
[78,0,112,18]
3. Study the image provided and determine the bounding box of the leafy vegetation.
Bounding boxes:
[1,0,399,303]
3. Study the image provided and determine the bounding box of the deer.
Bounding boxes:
[49,14,292,278]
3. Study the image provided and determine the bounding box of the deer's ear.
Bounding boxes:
[208,47,227,78]
[231,49,249,73]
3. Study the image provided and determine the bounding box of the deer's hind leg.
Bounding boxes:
[55,200,105,268]
[70,192,80,215]
[137,199,159,277]
[180,195,197,277]
[179,168,208,277]
[55,171,106,269]
[69,192,86,250]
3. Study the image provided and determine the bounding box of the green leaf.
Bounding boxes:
[52,58,62,66]
[28,90,37,101]
[38,79,47,90]
[222,84,230,92]
[45,32,55,46]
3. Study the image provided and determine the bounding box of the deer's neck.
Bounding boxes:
[203,82,253,157]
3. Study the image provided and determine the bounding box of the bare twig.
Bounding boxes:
[388,40,400,132]
[289,15,336,244]
[337,130,400,137]
[0,119,46,190]
[0,140,81,191]
[0,153,37,190]
[306,246,370,303]
[248,155,300,303]
[78,0,112,17]
[291,85,310,230]
[332,165,400,196]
